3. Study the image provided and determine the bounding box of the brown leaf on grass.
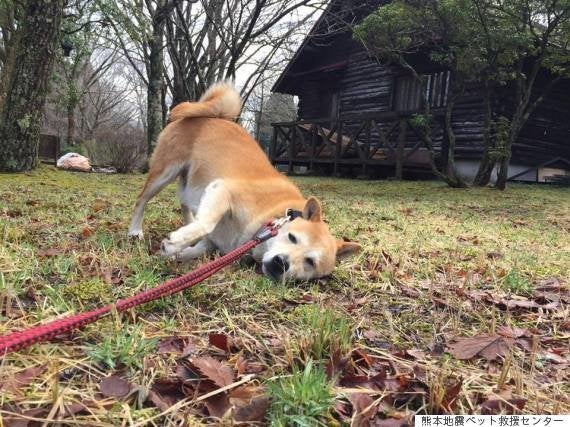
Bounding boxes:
[446,334,514,361]
[480,397,526,414]
[399,285,420,298]
[496,326,531,339]
[5,209,22,218]
[1,406,50,427]
[441,378,463,412]
[181,337,198,358]
[362,330,393,350]
[283,293,315,305]
[340,371,387,391]
[372,418,410,427]
[235,355,249,376]
[535,278,564,292]
[147,380,186,411]
[187,356,235,388]
[0,365,47,395]
[209,333,230,352]
[81,226,94,238]
[352,348,374,368]
[539,350,568,365]
[157,337,186,354]
[205,394,231,418]
[404,349,427,360]
[325,349,347,380]
[229,385,269,422]
[334,400,352,421]
[487,251,504,260]
[37,247,64,257]
[100,267,125,285]
[92,199,110,212]
[347,296,368,311]
[349,393,378,423]
[100,375,132,399]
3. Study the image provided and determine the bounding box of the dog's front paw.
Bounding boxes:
[160,238,182,258]
[128,229,144,240]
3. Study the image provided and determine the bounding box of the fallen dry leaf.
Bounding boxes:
[0,365,47,396]
[147,380,186,411]
[180,337,198,358]
[372,418,410,427]
[187,356,235,388]
[209,333,230,352]
[229,385,269,422]
[37,247,64,257]
[496,326,531,339]
[446,334,514,361]
[480,397,526,414]
[157,337,186,354]
[100,375,132,399]
[441,378,463,412]
[349,392,378,420]
[205,394,231,418]
[81,226,94,238]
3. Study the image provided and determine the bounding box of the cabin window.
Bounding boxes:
[393,71,450,111]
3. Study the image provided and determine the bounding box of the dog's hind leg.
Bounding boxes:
[128,164,183,239]
[161,179,230,256]
[180,203,194,225]
[177,168,195,225]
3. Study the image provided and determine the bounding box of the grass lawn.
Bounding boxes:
[0,165,568,425]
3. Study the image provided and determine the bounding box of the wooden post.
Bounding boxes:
[395,118,407,180]
[361,120,372,177]
[288,125,296,174]
[334,120,343,176]
[269,126,277,164]
[310,124,317,172]
[440,116,450,174]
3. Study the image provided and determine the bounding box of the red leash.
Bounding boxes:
[0,222,282,356]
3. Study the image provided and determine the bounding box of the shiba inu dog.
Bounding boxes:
[128,82,360,281]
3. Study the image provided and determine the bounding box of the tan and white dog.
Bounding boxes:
[128,82,360,281]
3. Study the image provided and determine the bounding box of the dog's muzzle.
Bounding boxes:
[263,255,289,280]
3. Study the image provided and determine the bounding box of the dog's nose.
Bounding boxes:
[272,255,290,273]
[264,255,290,279]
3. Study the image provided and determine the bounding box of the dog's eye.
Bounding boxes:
[305,257,315,268]
[288,233,297,244]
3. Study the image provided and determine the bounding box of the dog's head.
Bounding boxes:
[261,197,361,281]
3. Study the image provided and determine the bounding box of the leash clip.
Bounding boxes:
[254,210,293,242]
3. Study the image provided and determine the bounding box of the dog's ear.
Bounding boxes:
[303,197,322,222]
[336,240,361,261]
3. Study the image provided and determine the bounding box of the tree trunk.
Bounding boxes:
[442,87,467,187]
[0,0,64,172]
[146,16,165,156]
[67,103,76,146]
[473,82,495,186]
[495,120,521,190]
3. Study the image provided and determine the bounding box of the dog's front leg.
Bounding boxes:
[161,180,230,257]
[172,239,214,262]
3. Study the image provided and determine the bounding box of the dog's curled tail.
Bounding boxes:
[169,81,242,123]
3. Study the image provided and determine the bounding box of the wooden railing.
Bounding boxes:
[270,111,444,178]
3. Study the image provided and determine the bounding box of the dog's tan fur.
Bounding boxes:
[128,82,360,281]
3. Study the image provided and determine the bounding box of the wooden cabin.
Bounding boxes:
[270,0,570,182]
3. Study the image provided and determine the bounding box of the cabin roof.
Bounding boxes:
[272,0,384,95]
